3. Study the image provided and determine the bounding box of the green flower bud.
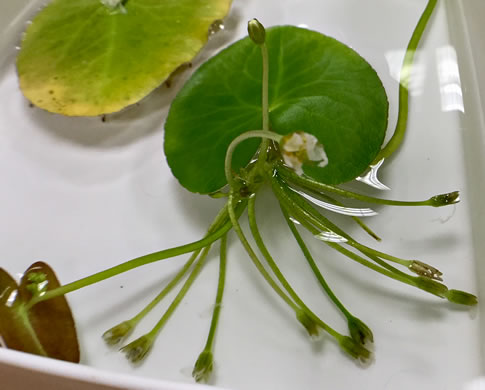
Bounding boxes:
[192,350,214,383]
[102,320,134,346]
[121,334,153,363]
[414,276,448,298]
[348,316,374,346]
[339,336,371,361]
[445,289,478,306]
[296,310,320,338]
[408,260,443,281]
[429,191,460,207]
[248,18,266,45]
[25,271,48,297]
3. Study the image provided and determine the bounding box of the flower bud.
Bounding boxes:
[296,310,320,338]
[414,276,448,298]
[121,334,153,363]
[339,336,371,361]
[102,320,134,346]
[445,289,478,306]
[429,191,460,207]
[192,350,214,383]
[25,271,48,297]
[348,316,373,346]
[408,260,443,281]
[248,18,266,45]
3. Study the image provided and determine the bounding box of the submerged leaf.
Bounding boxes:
[17,0,232,116]
[165,26,388,194]
[0,262,79,362]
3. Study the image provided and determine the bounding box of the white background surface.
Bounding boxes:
[1,0,485,389]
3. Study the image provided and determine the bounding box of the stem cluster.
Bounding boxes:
[21,9,477,383]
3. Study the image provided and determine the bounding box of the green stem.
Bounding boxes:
[130,250,201,325]
[261,43,269,134]
[224,130,282,188]
[372,0,438,163]
[272,175,351,241]
[203,234,228,351]
[273,176,418,283]
[328,242,418,289]
[272,180,411,285]
[280,206,352,319]
[350,242,410,268]
[256,43,271,169]
[147,245,211,338]
[277,165,448,207]
[315,191,381,241]
[276,190,445,297]
[227,192,298,311]
[247,195,342,340]
[28,203,238,308]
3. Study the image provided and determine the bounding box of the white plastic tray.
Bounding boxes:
[1,0,484,389]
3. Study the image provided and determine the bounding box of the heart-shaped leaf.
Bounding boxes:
[0,262,79,362]
[164,26,388,194]
[17,0,232,116]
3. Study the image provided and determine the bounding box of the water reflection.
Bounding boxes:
[437,45,464,112]
[385,45,464,112]
[293,188,378,217]
[315,231,348,243]
[356,158,390,191]
[6,289,18,308]
[385,49,425,96]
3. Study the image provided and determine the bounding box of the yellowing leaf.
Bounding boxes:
[17,0,232,116]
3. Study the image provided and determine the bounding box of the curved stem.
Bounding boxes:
[130,250,201,325]
[247,195,342,340]
[372,0,438,163]
[277,165,448,207]
[280,206,352,319]
[28,203,238,308]
[272,179,411,285]
[147,245,211,337]
[315,191,381,241]
[224,130,282,188]
[273,176,418,282]
[227,192,298,311]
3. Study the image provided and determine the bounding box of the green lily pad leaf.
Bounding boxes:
[164,26,388,194]
[17,0,232,116]
[0,262,80,363]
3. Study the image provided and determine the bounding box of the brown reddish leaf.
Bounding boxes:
[0,262,79,363]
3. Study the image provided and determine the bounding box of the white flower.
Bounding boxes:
[100,0,127,14]
[280,132,328,175]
